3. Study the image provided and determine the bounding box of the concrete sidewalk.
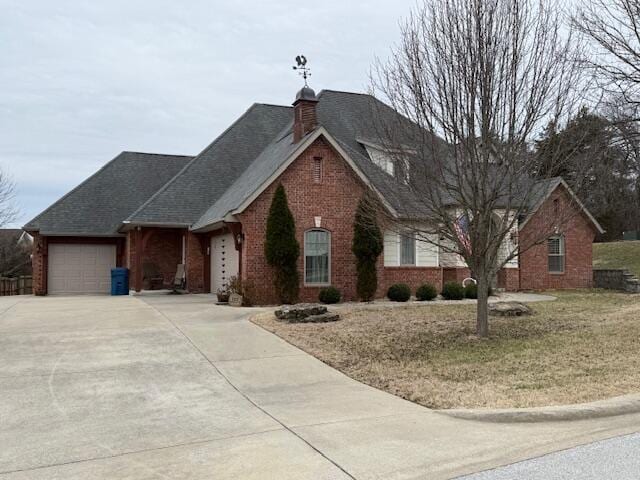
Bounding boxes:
[1,294,639,479]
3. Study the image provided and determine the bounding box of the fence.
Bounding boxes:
[0,276,32,296]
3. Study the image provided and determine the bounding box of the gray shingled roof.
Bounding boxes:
[192,90,437,229]
[125,103,293,225]
[28,90,588,237]
[191,124,298,229]
[24,152,192,235]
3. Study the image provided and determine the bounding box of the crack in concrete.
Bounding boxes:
[0,427,286,476]
[142,298,358,480]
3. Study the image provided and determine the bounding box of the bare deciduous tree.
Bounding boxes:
[574,0,640,117]
[0,169,17,228]
[371,0,587,337]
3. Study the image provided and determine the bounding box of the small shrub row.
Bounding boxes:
[385,281,493,302]
[318,281,492,304]
[387,282,437,302]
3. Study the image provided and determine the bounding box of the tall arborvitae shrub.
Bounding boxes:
[352,197,383,301]
[265,184,299,304]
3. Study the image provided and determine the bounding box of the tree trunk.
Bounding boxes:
[476,274,490,337]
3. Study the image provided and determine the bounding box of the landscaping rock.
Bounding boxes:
[275,303,327,321]
[295,312,340,323]
[489,301,532,317]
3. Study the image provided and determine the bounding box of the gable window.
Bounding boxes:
[400,232,416,265]
[548,236,564,273]
[313,157,323,183]
[304,229,330,284]
[361,142,413,184]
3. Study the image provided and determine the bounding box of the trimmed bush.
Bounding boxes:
[387,283,411,302]
[464,283,477,299]
[464,283,493,299]
[416,283,438,301]
[441,281,465,300]
[264,184,299,304]
[319,286,341,304]
[352,197,383,301]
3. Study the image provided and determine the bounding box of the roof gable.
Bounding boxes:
[24,152,192,236]
[191,126,397,231]
[125,103,292,226]
[520,178,605,234]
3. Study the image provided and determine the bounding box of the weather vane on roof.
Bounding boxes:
[292,55,311,86]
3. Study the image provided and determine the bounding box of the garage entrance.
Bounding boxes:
[48,243,116,294]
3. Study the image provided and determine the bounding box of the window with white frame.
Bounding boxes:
[304,229,330,284]
[548,236,564,273]
[400,232,416,265]
[366,146,395,176]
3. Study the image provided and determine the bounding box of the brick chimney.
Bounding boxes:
[293,86,318,143]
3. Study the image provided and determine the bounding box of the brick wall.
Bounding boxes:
[238,136,367,305]
[443,267,471,285]
[519,186,596,290]
[497,268,520,291]
[31,233,46,295]
[185,231,206,293]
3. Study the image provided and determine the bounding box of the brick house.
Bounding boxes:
[24,87,603,301]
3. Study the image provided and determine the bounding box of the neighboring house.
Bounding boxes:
[24,88,603,301]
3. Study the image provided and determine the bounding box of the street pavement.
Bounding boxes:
[459,433,640,479]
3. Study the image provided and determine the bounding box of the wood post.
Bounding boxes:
[134,228,143,292]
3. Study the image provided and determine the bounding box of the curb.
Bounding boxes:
[438,393,640,423]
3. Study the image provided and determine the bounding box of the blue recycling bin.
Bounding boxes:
[111,268,129,295]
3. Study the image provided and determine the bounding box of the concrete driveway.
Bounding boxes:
[2,294,640,479]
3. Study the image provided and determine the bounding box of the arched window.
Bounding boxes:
[304,229,330,285]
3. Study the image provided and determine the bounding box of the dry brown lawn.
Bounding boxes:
[252,291,640,409]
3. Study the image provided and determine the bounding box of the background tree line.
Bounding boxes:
[534,107,640,241]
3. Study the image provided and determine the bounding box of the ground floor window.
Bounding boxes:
[548,235,565,273]
[400,232,416,265]
[304,229,330,284]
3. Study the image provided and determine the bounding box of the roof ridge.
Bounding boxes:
[23,152,127,230]
[121,151,194,158]
[125,102,267,223]
[317,89,371,97]
[254,102,292,109]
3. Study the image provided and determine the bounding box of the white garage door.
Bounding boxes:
[48,244,116,294]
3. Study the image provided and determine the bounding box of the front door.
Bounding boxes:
[210,233,239,293]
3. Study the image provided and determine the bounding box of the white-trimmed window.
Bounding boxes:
[548,236,565,273]
[400,232,416,265]
[304,229,330,285]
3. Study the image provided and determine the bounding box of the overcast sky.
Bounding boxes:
[0,0,415,227]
